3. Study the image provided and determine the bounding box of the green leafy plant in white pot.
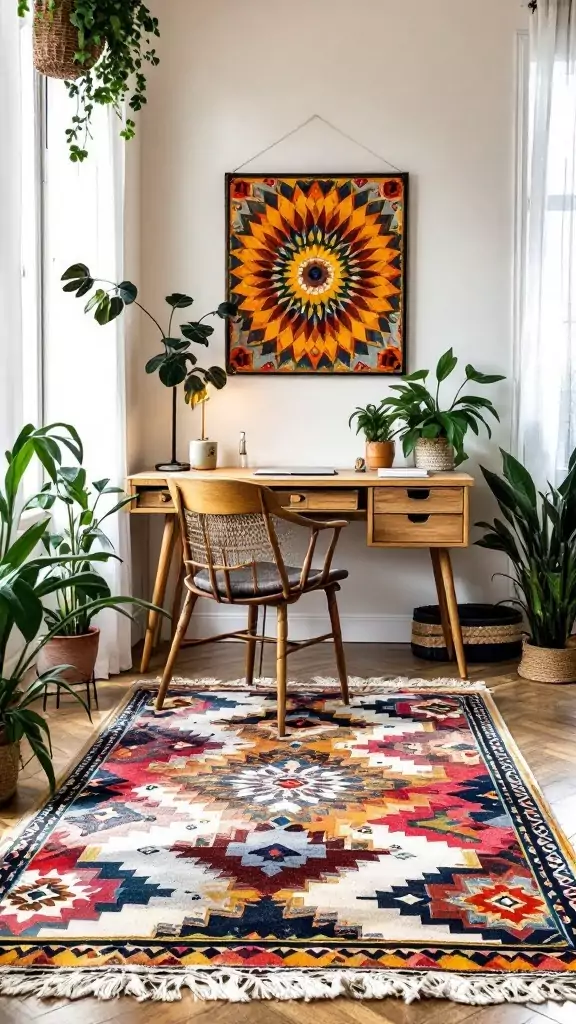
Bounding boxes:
[382,349,505,470]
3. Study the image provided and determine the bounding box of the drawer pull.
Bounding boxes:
[407,488,430,501]
[290,494,305,504]
[408,513,431,524]
[160,491,171,503]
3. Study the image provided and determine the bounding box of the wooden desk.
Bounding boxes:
[127,469,474,679]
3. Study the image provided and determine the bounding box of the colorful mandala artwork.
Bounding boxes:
[2,685,576,997]
[226,175,407,374]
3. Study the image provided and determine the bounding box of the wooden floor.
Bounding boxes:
[2,641,576,1024]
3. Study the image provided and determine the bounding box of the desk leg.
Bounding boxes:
[430,549,454,660]
[437,548,468,680]
[140,514,177,674]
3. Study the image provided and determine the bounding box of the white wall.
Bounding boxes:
[133,0,528,641]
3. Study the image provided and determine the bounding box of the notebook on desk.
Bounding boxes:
[253,467,338,476]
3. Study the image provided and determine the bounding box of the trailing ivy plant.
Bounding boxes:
[381,348,505,466]
[61,264,238,404]
[18,0,160,162]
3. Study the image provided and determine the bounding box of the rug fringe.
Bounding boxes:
[140,675,487,693]
[0,967,574,1004]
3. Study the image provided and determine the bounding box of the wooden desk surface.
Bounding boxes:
[127,468,475,489]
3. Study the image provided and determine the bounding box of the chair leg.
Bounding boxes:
[326,585,349,704]
[245,604,258,686]
[155,590,197,711]
[276,603,288,737]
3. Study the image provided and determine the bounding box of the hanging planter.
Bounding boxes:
[18,0,160,162]
[33,0,104,80]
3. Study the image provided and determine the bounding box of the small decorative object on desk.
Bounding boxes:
[190,393,218,470]
[354,457,366,473]
[348,401,398,471]
[239,431,248,468]
[382,348,505,471]
[61,263,237,472]
[477,446,576,683]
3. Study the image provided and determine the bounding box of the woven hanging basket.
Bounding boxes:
[0,740,20,805]
[33,0,104,81]
[414,437,455,472]
[412,603,523,664]
[518,639,576,684]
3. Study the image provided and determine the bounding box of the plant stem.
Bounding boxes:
[201,400,206,441]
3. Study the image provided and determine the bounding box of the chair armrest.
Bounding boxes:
[273,505,349,531]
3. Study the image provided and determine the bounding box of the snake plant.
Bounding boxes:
[476,448,576,649]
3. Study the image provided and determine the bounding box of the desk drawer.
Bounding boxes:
[371,513,464,546]
[374,486,464,514]
[276,489,359,512]
[135,488,175,511]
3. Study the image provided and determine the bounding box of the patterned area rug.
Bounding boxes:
[1,677,576,1005]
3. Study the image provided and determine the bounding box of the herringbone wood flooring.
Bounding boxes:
[2,641,576,1024]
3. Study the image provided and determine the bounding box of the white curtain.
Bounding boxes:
[0,5,23,457]
[43,87,132,678]
[517,0,576,487]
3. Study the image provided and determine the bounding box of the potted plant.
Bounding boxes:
[476,447,576,683]
[382,349,505,470]
[18,1,160,162]
[0,423,95,801]
[36,465,165,683]
[348,402,398,470]
[61,264,238,471]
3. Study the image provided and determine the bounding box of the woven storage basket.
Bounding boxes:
[412,603,523,664]
[518,639,576,684]
[414,437,455,471]
[33,0,104,80]
[0,740,20,805]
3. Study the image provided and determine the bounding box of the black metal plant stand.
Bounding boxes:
[156,386,190,472]
[42,673,99,713]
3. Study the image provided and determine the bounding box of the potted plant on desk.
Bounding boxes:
[476,447,576,683]
[61,264,237,471]
[348,402,398,470]
[36,466,166,684]
[382,349,505,470]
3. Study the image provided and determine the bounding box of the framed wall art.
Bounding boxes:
[226,173,408,375]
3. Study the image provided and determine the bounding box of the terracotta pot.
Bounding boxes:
[33,0,105,80]
[365,440,395,471]
[414,437,455,471]
[37,627,100,685]
[518,638,576,684]
[0,736,20,805]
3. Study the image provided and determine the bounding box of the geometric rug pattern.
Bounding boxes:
[2,684,576,985]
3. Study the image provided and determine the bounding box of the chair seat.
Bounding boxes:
[191,562,348,600]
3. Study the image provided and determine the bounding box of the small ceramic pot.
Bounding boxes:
[365,440,395,471]
[190,439,218,470]
[414,437,455,471]
[37,626,100,684]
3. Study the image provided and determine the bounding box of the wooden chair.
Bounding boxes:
[155,477,350,735]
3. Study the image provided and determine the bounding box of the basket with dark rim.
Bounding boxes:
[412,603,523,663]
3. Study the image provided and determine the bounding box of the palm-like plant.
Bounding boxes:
[348,403,398,443]
[476,448,576,649]
[38,468,144,637]
[382,349,505,465]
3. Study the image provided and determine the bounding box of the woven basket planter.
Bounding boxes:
[518,639,576,684]
[412,603,523,664]
[414,437,455,472]
[0,740,20,805]
[33,0,104,80]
